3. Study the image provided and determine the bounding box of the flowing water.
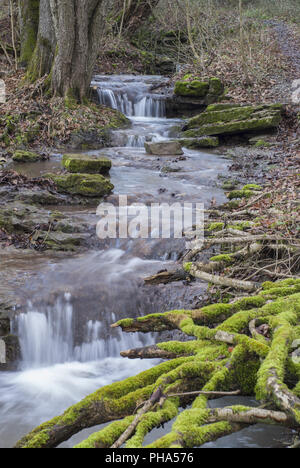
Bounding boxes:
[0,75,291,448]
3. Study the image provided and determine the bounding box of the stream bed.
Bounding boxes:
[0,75,293,448]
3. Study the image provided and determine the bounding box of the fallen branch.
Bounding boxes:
[111,387,164,449]
[120,345,189,360]
[187,264,259,291]
[144,269,189,285]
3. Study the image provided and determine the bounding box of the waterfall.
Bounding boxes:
[125,135,147,147]
[15,292,150,369]
[93,75,167,119]
[134,96,166,118]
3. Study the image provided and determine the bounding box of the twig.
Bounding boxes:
[111,386,163,449]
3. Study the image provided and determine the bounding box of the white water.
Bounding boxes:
[16,294,151,369]
[94,74,167,120]
[0,249,161,448]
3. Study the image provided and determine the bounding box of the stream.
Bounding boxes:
[0,75,293,448]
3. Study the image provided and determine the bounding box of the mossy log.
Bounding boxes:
[15,281,300,448]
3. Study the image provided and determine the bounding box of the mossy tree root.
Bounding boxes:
[15,282,300,448]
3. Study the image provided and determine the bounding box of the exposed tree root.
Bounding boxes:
[15,281,300,448]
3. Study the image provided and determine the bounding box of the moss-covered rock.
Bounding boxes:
[45,173,114,197]
[12,150,43,163]
[183,104,283,137]
[175,80,209,98]
[180,136,219,149]
[62,154,112,174]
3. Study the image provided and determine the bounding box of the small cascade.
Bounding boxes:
[93,74,168,119]
[134,96,166,118]
[125,135,147,147]
[15,292,150,369]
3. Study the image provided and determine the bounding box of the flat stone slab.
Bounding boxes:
[12,150,43,163]
[183,104,284,137]
[180,136,219,149]
[145,141,184,156]
[62,154,112,174]
[46,173,114,197]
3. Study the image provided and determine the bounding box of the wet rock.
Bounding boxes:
[12,150,44,163]
[0,335,21,371]
[180,136,219,149]
[0,311,10,336]
[66,129,112,150]
[167,77,225,117]
[45,173,114,197]
[62,154,112,174]
[32,231,91,251]
[15,188,65,205]
[161,165,182,173]
[145,141,184,156]
[183,103,284,137]
[248,135,275,147]
[0,202,91,251]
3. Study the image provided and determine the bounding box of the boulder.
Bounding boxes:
[167,77,225,117]
[62,154,112,174]
[46,173,114,197]
[12,150,44,163]
[180,136,219,149]
[183,103,283,137]
[175,80,209,98]
[145,141,184,156]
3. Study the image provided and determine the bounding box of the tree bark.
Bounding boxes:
[19,0,40,65]
[25,0,105,101]
[27,0,56,81]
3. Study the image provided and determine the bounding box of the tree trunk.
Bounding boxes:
[51,0,105,101]
[26,0,56,81]
[25,0,105,101]
[19,0,40,65]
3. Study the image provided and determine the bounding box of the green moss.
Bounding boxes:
[209,254,233,264]
[242,184,262,191]
[207,222,224,231]
[126,399,179,448]
[183,104,282,137]
[19,0,39,65]
[180,136,219,149]
[45,173,114,197]
[62,154,112,174]
[12,150,42,162]
[75,416,134,448]
[228,189,258,200]
[174,80,209,97]
[183,262,193,273]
